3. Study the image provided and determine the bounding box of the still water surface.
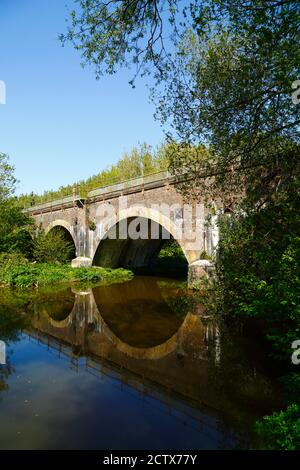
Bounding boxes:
[0,276,281,449]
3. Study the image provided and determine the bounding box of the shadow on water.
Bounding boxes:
[0,276,282,450]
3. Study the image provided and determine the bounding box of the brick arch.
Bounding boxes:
[45,219,78,257]
[45,219,73,236]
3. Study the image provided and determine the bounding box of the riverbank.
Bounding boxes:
[0,254,133,289]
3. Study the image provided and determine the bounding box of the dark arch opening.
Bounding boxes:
[48,226,76,262]
[93,217,188,278]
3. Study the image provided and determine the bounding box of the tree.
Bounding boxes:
[0,153,33,256]
[155,5,300,205]
[62,1,300,202]
[62,1,300,449]
[60,0,181,80]
[0,153,17,202]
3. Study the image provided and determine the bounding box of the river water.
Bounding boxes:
[0,276,281,450]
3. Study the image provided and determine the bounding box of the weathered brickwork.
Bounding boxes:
[26,172,219,280]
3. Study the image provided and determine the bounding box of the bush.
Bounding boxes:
[33,230,75,264]
[159,239,186,259]
[0,252,28,285]
[0,199,34,257]
[217,191,300,449]
[0,258,133,289]
[255,405,300,450]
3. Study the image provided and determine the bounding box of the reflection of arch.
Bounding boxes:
[47,289,93,329]
[43,289,200,361]
[100,311,199,360]
[49,315,73,329]
[93,207,194,266]
[42,289,76,329]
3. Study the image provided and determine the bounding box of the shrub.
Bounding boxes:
[33,230,75,264]
[0,259,133,289]
[255,405,300,450]
[159,239,186,259]
[0,252,28,285]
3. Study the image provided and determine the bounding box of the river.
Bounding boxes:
[0,276,281,449]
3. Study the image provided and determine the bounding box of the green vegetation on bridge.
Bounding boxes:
[18,143,169,208]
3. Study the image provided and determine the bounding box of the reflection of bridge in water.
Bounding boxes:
[25,326,228,446]
[17,276,281,450]
[25,277,278,446]
[26,280,235,444]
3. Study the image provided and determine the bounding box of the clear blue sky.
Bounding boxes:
[0,0,165,195]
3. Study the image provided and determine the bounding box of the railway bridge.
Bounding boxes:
[25,171,219,281]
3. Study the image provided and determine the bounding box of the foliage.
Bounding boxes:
[18,143,169,207]
[0,258,133,289]
[60,0,182,80]
[0,154,34,256]
[33,229,75,264]
[217,203,300,362]
[157,16,300,205]
[0,153,17,202]
[158,239,185,259]
[200,250,211,261]
[136,239,188,278]
[0,253,29,285]
[216,196,300,448]
[255,405,300,450]
[281,373,300,407]
[0,200,34,256]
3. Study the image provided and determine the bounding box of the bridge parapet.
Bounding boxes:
[24,195,85,215]
[24,171,173,214]
[88,170,173,199]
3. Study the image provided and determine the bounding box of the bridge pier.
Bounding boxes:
[71,256,93,268]
[188,259,215,289]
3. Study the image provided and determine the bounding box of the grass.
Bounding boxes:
[0,255,133,289]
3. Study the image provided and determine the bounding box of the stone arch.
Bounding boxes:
[45,219,74,237]
[92,206,197,266]
[45,219,77,258]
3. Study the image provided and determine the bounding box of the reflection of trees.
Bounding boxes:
[203,318,281,439]
[164,294,191,319]
[159,282,207,319]
[0,295,32,395]
[0,285,75,350]
[37,290,74,322]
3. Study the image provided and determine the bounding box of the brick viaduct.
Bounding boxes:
[26,171,219,281]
